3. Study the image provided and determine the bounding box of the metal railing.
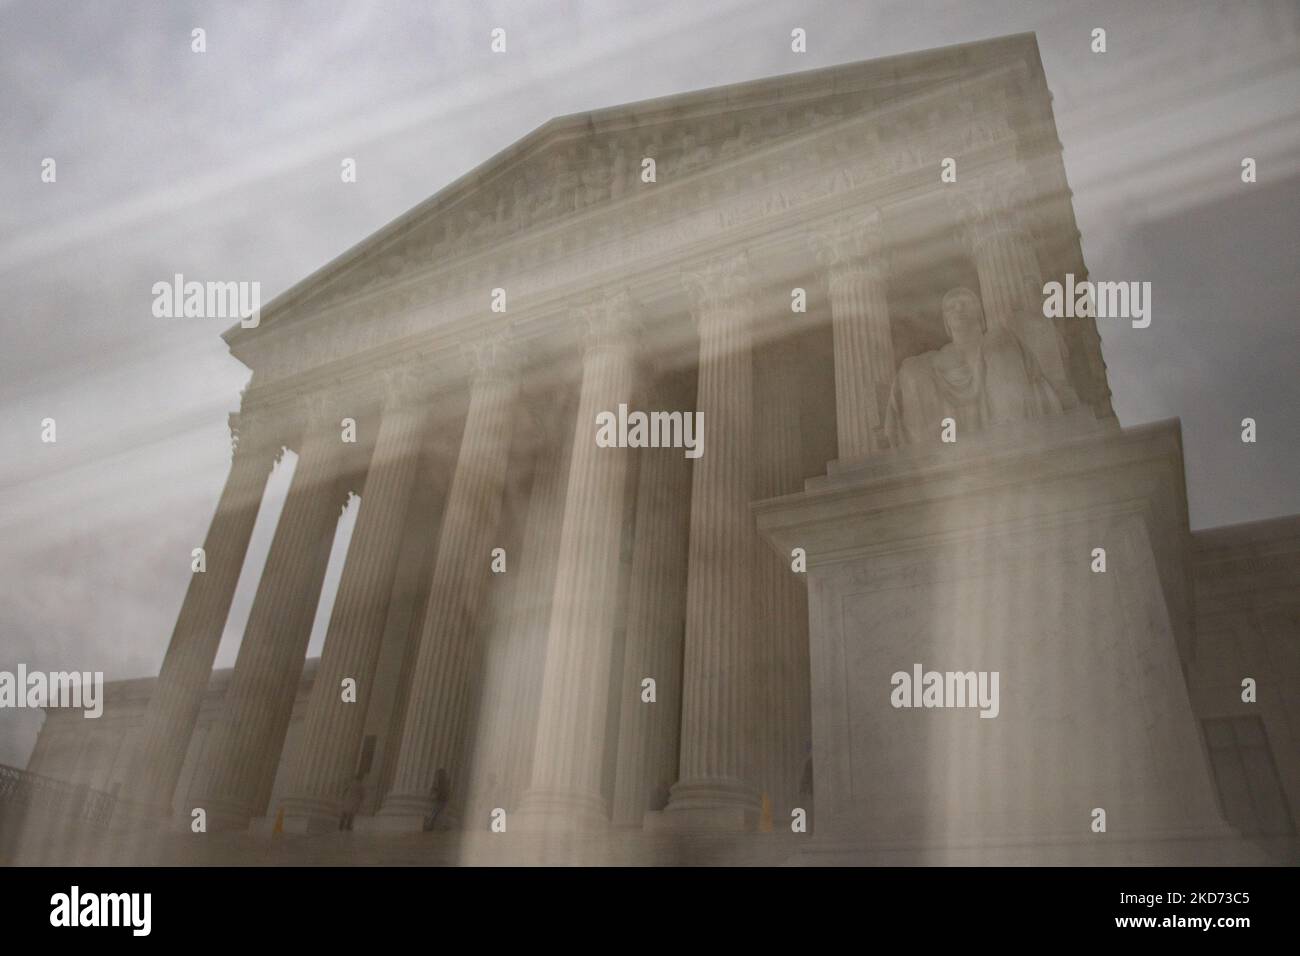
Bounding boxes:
[0,763,117,827]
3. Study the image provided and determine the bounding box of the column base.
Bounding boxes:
[279,813,342,835]
[353,814,423,834]
[352,811,461,833]
[248,815,278,837]
[247,811,367,836]
[273,796,341,834]
[652,777,760,831]
[375,791,431,817]
[511,788,609,832]
[357,792,459,833]
[190,796,254,833]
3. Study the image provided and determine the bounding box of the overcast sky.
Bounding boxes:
[1,0,1297,767]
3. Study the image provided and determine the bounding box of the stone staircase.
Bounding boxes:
[4,818,809,866]
[6,809,1293,867]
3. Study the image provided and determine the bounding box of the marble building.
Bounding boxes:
[11,33,1298,864]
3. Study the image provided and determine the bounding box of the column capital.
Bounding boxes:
[948,163,1033,252]
[458,332,518,382]
[299,392,342,430]
[295,394,354,513]
[229,408,285,466]
[576,289,642,353]
[379,364,430,409]
[227,410,248,456]
[809,207,888,278]
[681,251,754,324]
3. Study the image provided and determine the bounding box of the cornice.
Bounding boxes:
[233,90,1042,384]
[225,41,1046,350]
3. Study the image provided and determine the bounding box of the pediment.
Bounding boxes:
[229,33,1045,349]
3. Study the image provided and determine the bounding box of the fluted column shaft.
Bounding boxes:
[754,347,810,816]
[191,410,348,829]
[969,223,1032,336]
[515,297,639,829]
[379,346,517,823]
[955,171,1074,405]
[966,222,1072,403]
[664,255,761,827]
[814,211,893,458]
[470,400,576,813]
[114,421,278,823]
[828,264,892,455]
[278,387,429,828]
[610,380,692,826]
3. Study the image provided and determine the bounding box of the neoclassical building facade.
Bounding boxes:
[13,34,1298,864]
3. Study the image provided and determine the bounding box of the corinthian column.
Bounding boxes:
[113,410,280,825]
[514,292,641,830]
[277,370,430,831]
[810,208,894,458]
[610,373,692,826]
[660,252,761,830]
[754,346,809,818]
[375,336,518,829]
[467,395,576,814]
[189,398,350,831]
[953,168,1074,405]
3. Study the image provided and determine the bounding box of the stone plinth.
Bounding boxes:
[755,413,1250,863]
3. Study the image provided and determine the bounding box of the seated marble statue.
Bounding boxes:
[884,286,1063,448]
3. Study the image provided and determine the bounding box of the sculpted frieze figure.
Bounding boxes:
[508,177,530,230]
[608,142,629,200]
[581,143,627,206]
[673,130,710,174]
[537,151,580,219]
[719,122,756,159]
[462,208,494,243]
[884,286,1063,448]
[251,88,1029,389]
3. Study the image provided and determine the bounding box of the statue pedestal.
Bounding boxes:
[755,413,1252,863]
